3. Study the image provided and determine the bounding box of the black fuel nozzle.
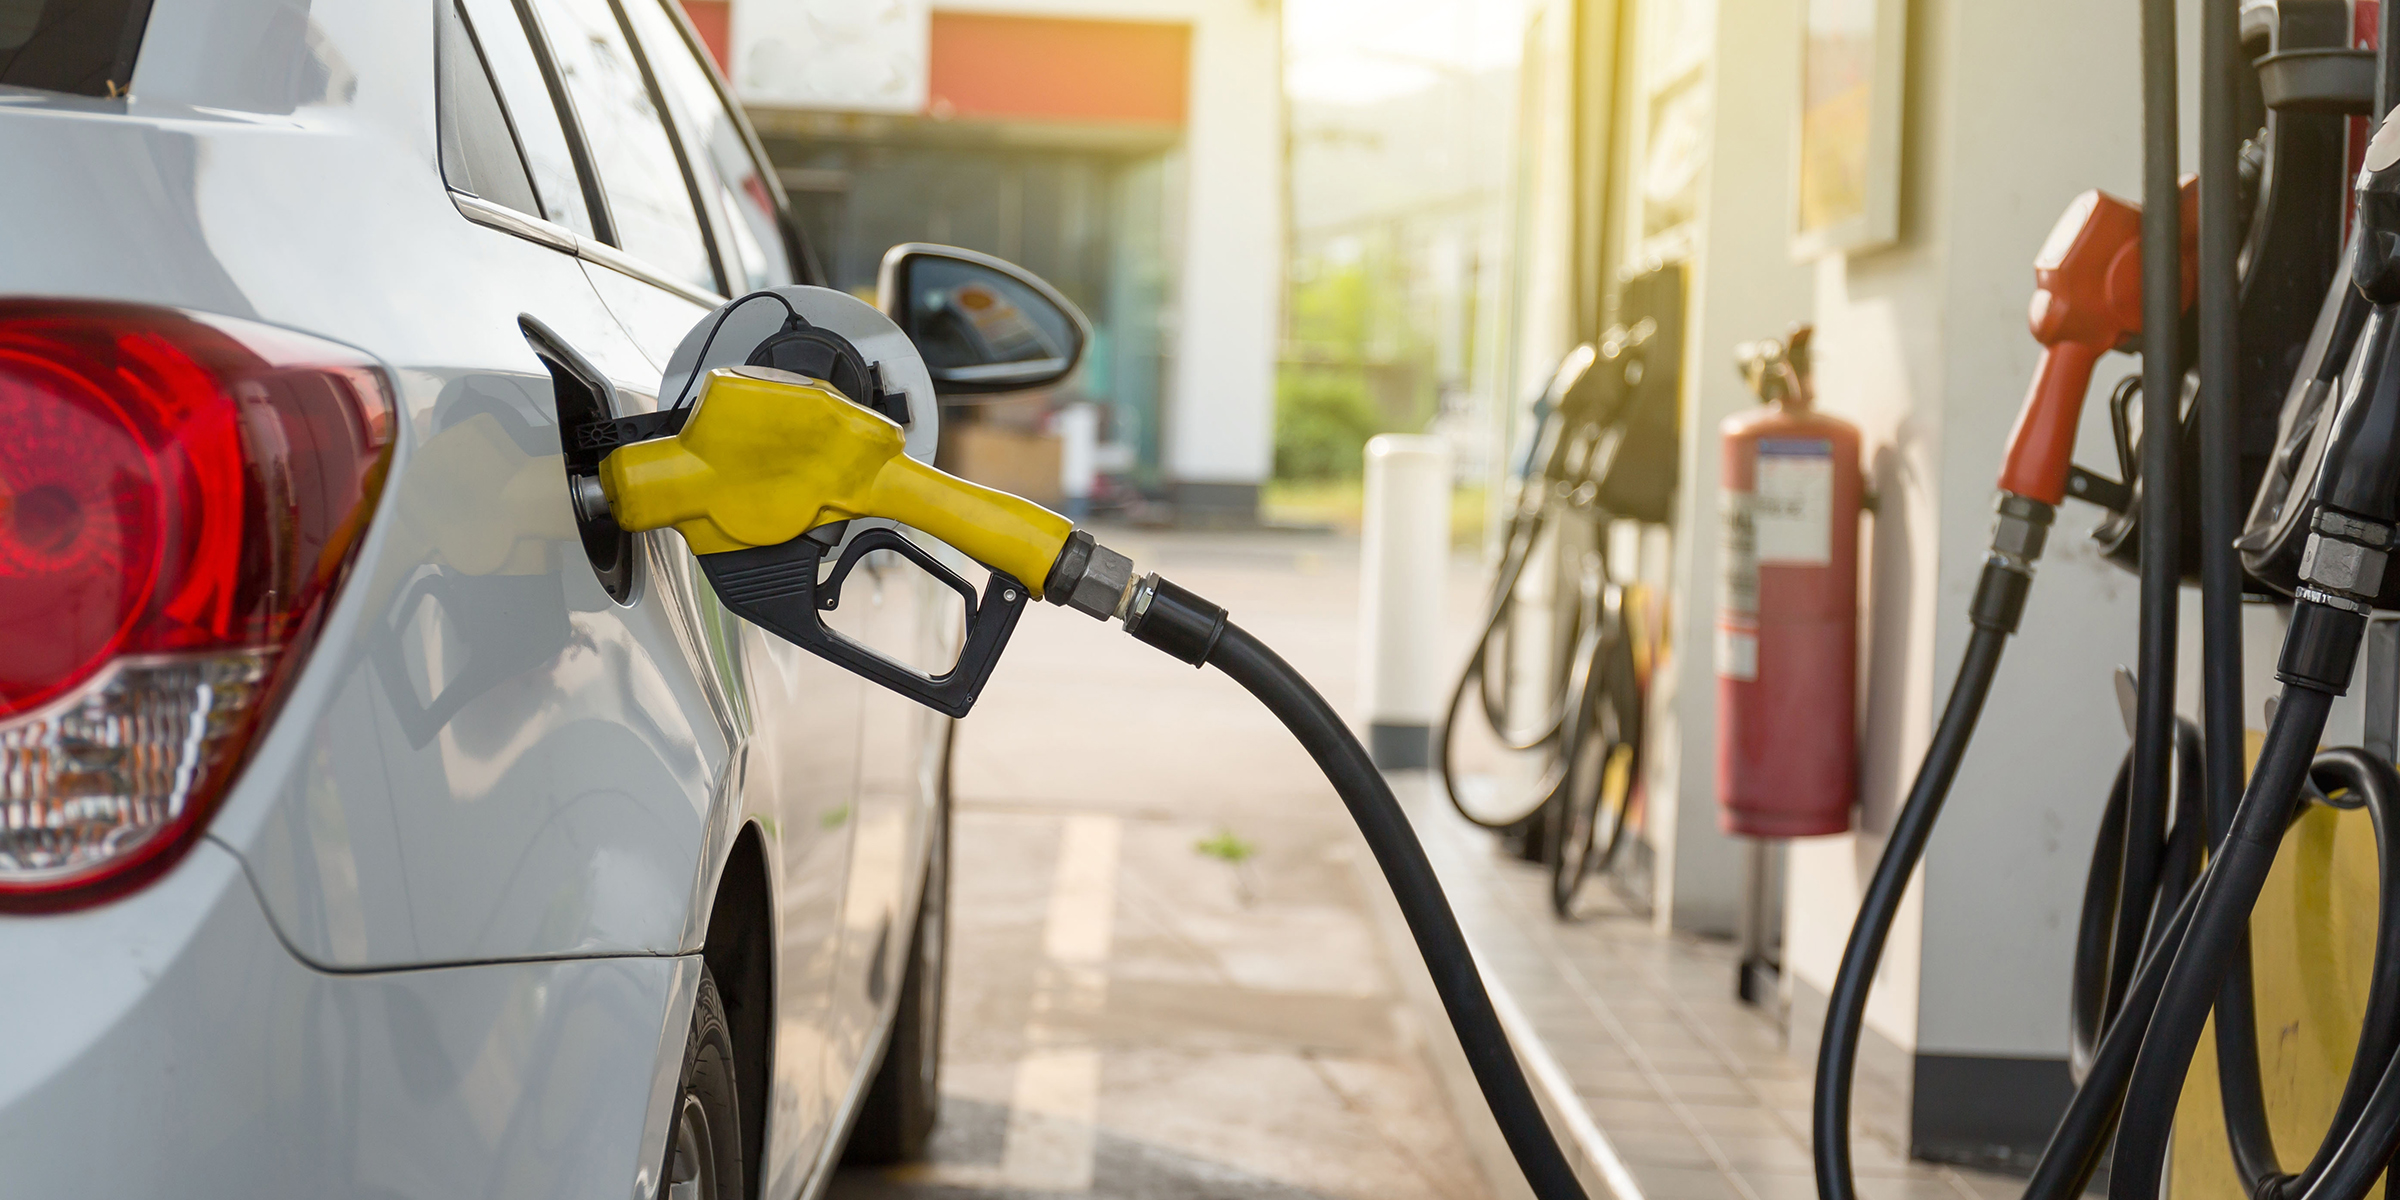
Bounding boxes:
[2317,112,2400,532]
[2277,114,2400,693]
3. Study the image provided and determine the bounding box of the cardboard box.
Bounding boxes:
[942,424,1063,508]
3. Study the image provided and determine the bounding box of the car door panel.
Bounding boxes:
[826,547,964,1095]
[582,257,714,369]
[585,257,879,1190]
[209,221,741,968]
[0,0,812,1189]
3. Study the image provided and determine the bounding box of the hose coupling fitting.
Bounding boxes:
[2279,508,2388,693]
[1121,573,1228,666]
[1042,530,1139,622]
[1986,493,2056,576]
[2297,508,2394,603]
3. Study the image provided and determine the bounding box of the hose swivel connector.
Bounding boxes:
[1121,574,1229,666]
[2281,507,2391,694]
[2297,509,2394,607]
[1987,493,2056,577]
[1966,495,2055,636]
[1043,530,1138,621]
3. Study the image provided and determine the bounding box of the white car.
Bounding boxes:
[0,0,1075,1195]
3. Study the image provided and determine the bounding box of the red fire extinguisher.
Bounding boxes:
[1716,327,1863,837]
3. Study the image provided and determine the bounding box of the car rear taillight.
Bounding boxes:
[0,300,394,910]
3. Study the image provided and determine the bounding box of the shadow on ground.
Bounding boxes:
[829,1098,1346,1200]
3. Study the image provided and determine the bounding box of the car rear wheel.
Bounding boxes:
[845,729,953,1164]
[664,970,744,1200]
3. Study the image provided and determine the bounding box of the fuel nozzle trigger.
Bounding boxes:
[700,525,1030,719]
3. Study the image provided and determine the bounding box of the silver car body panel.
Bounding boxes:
[0,0,946,1190]
[0,840,698,1199]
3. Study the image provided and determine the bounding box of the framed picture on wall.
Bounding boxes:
[1792,0,1905,258]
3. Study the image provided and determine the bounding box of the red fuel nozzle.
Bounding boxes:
[1997,180,2197,505]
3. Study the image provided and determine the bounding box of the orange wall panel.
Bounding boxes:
[676,0,730,74]
[927,12,1189,126]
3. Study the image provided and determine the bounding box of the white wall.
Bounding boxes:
[1646,0,1818,937]
[1778,0,1965,1058]
[1162,0,1282,488]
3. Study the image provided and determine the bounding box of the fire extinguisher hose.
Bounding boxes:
[1117,578,1589,1200]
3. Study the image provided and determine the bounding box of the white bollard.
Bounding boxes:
[1359,434,1453,769]
[1057,402,1099,520]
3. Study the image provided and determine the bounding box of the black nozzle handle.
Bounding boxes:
[700,526,1030,718]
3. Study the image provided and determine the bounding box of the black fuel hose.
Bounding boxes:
[2123,4,2186,1167]
[2196,0,2286,1182]
[2270,748,2400,1200]
[2068,720,2202,1080]
[1811,606,2011,1200]
[2109,684,2336,1200]
[1121,580,1587,1200]
[1474,511,1569,751]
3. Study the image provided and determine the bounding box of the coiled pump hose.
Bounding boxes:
[1439,505,1579,829]
[1818,677,2400,1200]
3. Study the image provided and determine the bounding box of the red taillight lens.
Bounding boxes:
[0,300,393,910]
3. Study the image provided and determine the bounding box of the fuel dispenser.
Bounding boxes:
[1434,265,1684,914]
[1807,5,2400,1200]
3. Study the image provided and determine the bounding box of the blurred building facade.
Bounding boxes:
[682,0,1281,520]
[1494,0,2213,1168]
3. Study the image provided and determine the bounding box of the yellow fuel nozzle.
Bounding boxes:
[598,365,1074,596]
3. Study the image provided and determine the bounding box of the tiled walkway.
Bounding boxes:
[1388,773,2019,1200]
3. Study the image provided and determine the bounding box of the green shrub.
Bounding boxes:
[1275,370,1384,480]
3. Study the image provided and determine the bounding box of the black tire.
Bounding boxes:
[844,727,952,1165]
[1550,598,1640,918]
[662,970,745,1200]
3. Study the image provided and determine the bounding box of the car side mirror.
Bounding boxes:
[878,243,1090,398]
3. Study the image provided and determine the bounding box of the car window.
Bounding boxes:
[0,0,146,96]
[456,0,596,236]
[526,0,717,293]
[615,0,793,291]
[435,0,544,218]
